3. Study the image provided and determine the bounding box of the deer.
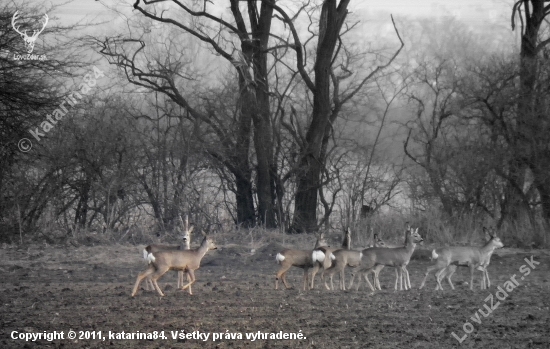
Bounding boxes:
[360,232,393,291]
[422,227,503,291]
[363,227,413,291]
[310,227,353,289]
[275,233,328,291]
[131,232,217,297]
[12,12,48,53]
[322,227,370,291]
[142,224,194,291]
[321,229,388,291]
[350,224,424,292]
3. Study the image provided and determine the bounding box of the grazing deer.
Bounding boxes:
[426,228,503,291]
[142,224,194,291]
[351,224,423,291]
[275,233,328,290]
[132,232,216,297]
[310,227,352,289]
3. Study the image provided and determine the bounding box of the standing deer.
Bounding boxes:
[12,11,48,53]
[421,228,504,290]
[142,224,194,291]
[358,233,391,291]
[275,234,328,290]
[322,227,365,291]
[132,233,217,297]
[351,224,424,292]
[310,227,353,289]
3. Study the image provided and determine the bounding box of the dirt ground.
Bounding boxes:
[0,239,549,349]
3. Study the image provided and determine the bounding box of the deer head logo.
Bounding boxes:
[12,11,48,54]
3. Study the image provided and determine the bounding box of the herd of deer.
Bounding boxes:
[130,222,504,297]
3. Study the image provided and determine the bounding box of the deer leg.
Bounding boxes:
[482,268,490,289]
[403,266,411,290]
[310,264,320,289]
[396,267,401,291]
[469,265,475,290]
[354,268,364,291]
[302,267,310,291]
[435,268,447,291]
[149,266,170,297]
[276,264,292,290]
[419,264,440,289]
[434,268,446,291]
[181,269,196,295]
[364,271,375,292]
[362,268,376,292]
[322,266,333,290]
[446,265,456,290]
[177,271,185,289]
[348,270,356,290]
[374,265,384,290]
[339,266,346,291]
[131,266,156,297]
[357,268,376,292]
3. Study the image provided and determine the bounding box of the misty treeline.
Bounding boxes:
[1,1,549,246]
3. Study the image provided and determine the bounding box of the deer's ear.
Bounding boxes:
[482,227,492,241]
[188,225,195,233]
[319,233,325,239]
[201,230,207,237]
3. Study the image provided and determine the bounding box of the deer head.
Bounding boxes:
[12,11,48,53]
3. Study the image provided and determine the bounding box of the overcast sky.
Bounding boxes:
[46,0,514,32]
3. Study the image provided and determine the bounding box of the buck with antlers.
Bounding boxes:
[12,11,48,53]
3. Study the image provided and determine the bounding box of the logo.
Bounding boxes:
[11,11,48,54]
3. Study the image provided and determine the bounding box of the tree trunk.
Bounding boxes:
[290,0,349,233]
[231,0,277,228]
[511,0,546,225]
[234,73,256,228]
[234,171,256,227]
[250,1,276,228]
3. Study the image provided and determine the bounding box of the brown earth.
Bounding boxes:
[0,241,549,349]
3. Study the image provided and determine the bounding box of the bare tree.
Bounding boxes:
[511,0,550,226]
[268,2,404,232]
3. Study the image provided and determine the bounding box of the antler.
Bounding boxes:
[11,11,26,37]
[35,14,48,37]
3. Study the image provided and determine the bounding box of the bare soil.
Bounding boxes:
[0,241,549,349]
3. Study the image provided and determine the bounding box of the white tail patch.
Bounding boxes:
[312,250,325,263]
[329,253,336,261]
[142,249,148,260]
[276,253,285,263]
[147,253,156,263]
[431,249,439,260]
